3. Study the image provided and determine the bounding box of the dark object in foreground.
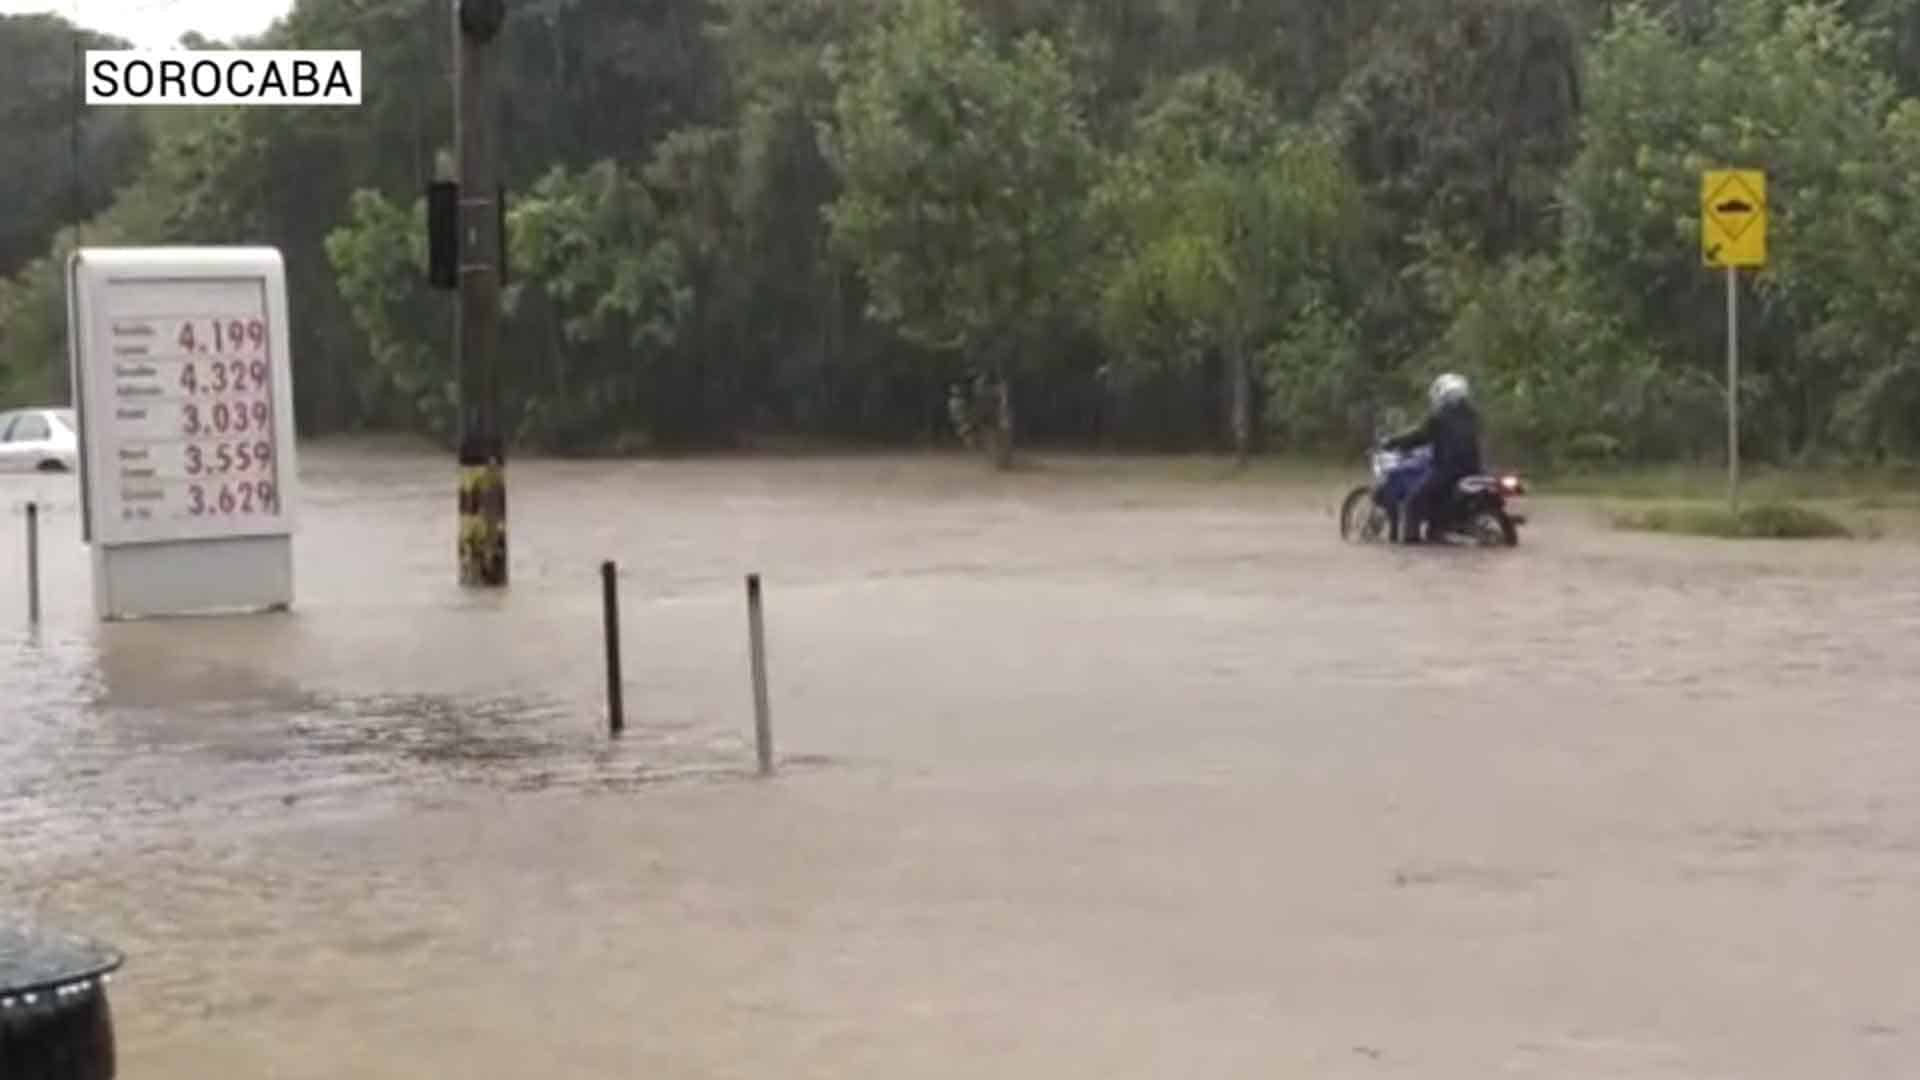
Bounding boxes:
[0,923,122,1079]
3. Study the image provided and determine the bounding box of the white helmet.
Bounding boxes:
[1429,372,1470,409]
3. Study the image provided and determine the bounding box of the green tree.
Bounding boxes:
[511,160,692,450]
[1813,98,1920,457]
[0,15,149,277]
[822,0,1096,467]
[1561,0,1897,460]
[19,0,1920,458]
[327,161,692,452]
[1094,68,1363,459]
[1335,0,1584,262]
[323,189,449,435]
[1413,242,1722,465]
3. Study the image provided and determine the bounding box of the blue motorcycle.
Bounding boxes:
[1338,444,1526,546]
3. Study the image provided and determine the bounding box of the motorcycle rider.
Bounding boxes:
[1381,373,1482,543]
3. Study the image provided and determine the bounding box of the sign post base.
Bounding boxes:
[92,535,292,621]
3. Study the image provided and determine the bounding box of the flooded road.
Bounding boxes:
[5,441,1920,1077]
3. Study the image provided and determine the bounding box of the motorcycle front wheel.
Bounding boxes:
[1340,486,1390,543]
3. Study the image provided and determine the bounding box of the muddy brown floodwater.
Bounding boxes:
[4,441,1920,1078]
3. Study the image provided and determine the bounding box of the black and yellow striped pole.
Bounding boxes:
[453,0,507,586]
[458,446,506,585]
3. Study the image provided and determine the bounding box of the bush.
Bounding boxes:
[1413,251,1726,468]
[1611,502,1853,539]
[1562,432,1623,468]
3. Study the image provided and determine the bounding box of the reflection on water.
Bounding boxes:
[5,441,1920,868]
[4,441,1920,1078]
[0,446,784,873]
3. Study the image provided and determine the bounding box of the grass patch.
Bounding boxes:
[1542,463,1920,502]
[1611,502,1853,539]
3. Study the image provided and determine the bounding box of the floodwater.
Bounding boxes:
[4,441,1920,1078]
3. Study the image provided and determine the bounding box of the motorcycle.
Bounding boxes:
[1338,445,1527,547]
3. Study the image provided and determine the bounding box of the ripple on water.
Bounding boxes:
[0,678,754,869]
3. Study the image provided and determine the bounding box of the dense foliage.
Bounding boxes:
[6,0,1920,467]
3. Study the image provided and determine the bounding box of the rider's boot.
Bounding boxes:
[1399,507,1423,544]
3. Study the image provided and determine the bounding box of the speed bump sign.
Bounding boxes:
[1702,169,1766,268]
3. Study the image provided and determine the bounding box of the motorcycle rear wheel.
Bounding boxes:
[1467,509,1519,547]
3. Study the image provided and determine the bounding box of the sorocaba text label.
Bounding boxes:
[85,51,362,106]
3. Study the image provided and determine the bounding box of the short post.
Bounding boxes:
[601,560,623,737]
[747,573,773,776]
[25,502,41,625]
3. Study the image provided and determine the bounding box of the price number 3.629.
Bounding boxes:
[187,480,277,517]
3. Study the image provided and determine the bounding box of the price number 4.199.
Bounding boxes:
[178,318,266,355]
[187,480,277,517]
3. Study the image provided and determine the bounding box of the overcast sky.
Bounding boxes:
[0,0,294,49]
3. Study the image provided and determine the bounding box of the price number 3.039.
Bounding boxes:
[185,439,273,477]
[186,480,278,518]
[181,399,271,436]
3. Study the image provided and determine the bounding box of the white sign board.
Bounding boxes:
[67,247,299,619]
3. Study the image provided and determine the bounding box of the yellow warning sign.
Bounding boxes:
[1702,169,1766,268]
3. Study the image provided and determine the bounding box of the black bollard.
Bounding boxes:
[25,502,40,625]
[602,561,623,737]
[747,574,772,776]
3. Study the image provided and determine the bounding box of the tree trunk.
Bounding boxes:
[1228,337,1251,466]
[986,369,1015,471]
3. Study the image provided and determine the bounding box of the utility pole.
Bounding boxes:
[68,22,84,400]
[454,0,507,586]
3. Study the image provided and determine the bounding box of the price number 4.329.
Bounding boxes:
[179,358,269,395]
[187,480,277,517]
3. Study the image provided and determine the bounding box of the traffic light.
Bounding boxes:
[427,180,459,290]
[458,0,505,42]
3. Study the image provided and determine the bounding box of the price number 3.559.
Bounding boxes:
[185,440,272,476]
[187,480,277,517]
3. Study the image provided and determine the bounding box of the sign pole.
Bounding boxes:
[1726,264,1739,512]
[1702,168,1764,515]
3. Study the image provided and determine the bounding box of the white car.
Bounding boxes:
[0,407,80,473]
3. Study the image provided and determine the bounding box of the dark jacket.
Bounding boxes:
[1384,399,1482,477]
